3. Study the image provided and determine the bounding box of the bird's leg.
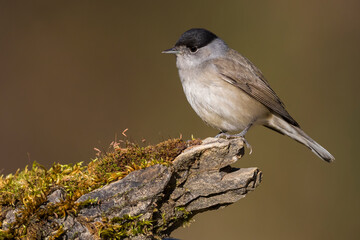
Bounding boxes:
[233,124,253,154]
[233,124,252,137]
[215,131,231,138]
[215,124,253,154]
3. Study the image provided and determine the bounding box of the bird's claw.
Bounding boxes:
[240,137,252,154]
[215,133,253,154]
[215,132,231,138]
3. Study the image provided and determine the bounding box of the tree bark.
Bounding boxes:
[2,137,262,239]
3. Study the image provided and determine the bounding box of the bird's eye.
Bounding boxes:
[189,47,198,53]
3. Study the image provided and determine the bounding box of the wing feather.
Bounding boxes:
[212,49,299,127]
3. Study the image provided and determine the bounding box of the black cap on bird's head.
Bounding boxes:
[175,28,218,49]
[162,28,218,54]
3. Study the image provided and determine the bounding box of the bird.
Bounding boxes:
[162,28,334,162]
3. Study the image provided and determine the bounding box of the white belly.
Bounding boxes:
[179,68,269,133]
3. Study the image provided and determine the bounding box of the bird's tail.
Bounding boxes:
[265,114,335,162]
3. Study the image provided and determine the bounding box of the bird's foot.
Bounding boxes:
[215,132,232,139]
[215,132,253,154]
[234,135,253,155]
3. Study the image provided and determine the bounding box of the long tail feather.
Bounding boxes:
[265,115,335,162]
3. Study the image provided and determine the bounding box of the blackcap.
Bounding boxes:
[163,28,334,162]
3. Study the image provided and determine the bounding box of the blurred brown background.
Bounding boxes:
[0,0,359,239]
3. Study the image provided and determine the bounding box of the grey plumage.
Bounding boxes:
[163,28,334,162]
[213,49,299,127]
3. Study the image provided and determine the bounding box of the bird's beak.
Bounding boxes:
[162,47,180,54]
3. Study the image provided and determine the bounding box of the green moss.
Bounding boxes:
[175,207,191,220]
[77,197,99,209]
[97,214,152,239]
[0,138,201,238]
[49,224,65,240]
[0,229,14,240]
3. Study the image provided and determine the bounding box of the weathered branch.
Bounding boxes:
[1,137,262,239]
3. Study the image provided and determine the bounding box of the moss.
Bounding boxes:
[174,207,191,220]
[0,137,201,238]
[88,138,200,184]
[77,197,99,209]
[0,229,14,240]
[48,224,65,240]
[96,214,153,239]
[174,206,193,227]
[168,206,192,226]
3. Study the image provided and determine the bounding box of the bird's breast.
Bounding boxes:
[178,66,268,132]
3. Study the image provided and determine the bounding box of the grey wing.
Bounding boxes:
[211,51,299,127]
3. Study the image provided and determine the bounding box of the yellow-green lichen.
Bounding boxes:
[0,137,201,238]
